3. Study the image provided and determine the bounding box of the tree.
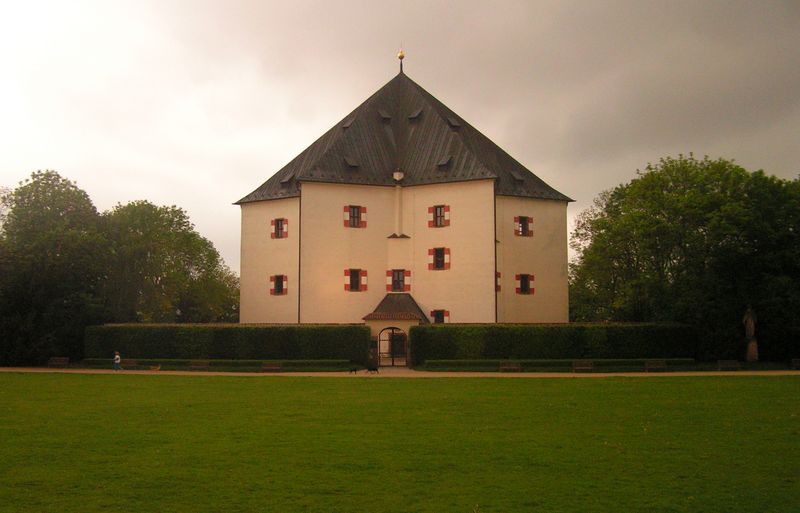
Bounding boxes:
[0,186,10,231]
[570,155,800,360]
[102,200,238,323]
[0,171,107,364]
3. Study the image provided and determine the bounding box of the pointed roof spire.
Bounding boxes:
[397,47,405,73]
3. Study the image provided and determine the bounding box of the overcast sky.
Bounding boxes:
[1,0,798,273]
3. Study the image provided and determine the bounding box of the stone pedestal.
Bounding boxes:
[746,339,759,362]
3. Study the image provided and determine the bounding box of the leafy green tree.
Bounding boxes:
[0,186,10,230]
[102,200,238,323]
[0,171,107,364]
[570,155,800,360]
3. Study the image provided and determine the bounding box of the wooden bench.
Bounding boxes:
[791,358,800,370]
[572,360,594,372]
[261,362,282,372]
[366,364,379,374]
[644,359,667,372]
[47,356,70,368]
[717,360,742,371]
[188,360,210,371]
[499,361,522,372]
[120,359,138,370]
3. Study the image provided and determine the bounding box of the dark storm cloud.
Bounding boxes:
[162,0,799,180]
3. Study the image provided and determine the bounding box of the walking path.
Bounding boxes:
[1,366,798,378]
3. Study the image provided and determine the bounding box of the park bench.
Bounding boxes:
[120,359,138,370]
[791,358,800,370]
[717,360,742,371]
[47,356,70,368]
[366,363,379,374]
[188,360,211,371]
[644,359,668,372]
[499,361,522,372]
[261,362,282,372]
[572,359,594,372]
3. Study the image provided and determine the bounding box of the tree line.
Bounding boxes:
[0,171,238,365]
[569,155,800,360]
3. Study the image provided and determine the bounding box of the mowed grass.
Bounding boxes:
[0,374,798,513]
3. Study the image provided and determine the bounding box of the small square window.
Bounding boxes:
[428,248,450,270]
[275,218,285,238]
[432,310,445,324]
[428,204,450,228]
[344,205,367,228]
[515,216,533,237]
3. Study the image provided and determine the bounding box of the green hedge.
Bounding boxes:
[84,324,370,364]
[409,323,697,365]
[422,358,696,371]
[82,358,355,371]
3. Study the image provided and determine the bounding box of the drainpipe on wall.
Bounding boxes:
[297,183,302,323]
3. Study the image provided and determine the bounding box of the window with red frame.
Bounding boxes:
[270,275,287,295]
[270,218,288,239]
[514,216,533,236]
[386,269,411,292]
[343,205,367,228]
[344,269,368,291]
[515,273,534,294]
[428,204,450,227]
[431,309,449,324]
[428,247,451,270]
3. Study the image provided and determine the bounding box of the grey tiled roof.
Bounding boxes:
[362,293,430,323]
[237,72,572,204]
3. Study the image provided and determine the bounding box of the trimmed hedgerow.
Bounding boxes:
[81,358,355,371]
[84,324,370,364]
[409,323,697,365]
[421,358,696,371]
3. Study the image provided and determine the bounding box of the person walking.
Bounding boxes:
[113,351,121,371]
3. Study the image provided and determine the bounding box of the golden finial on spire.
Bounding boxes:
[397,47,405,72]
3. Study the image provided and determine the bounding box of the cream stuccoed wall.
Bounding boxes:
[401,180,496,323]
[495,195,569,322]
[240,181,567,325]
[300,182,395,323]
[299,180,496,324]
[240,197,300,323]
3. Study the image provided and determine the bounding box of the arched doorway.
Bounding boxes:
[378,327,407,367]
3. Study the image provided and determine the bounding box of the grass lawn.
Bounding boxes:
[0,374,798,513]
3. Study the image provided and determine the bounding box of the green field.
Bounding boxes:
[0,374,798,512]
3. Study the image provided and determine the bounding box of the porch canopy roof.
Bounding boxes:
[363,293,430,323]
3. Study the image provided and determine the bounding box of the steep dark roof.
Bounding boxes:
[362,293,430,323]
[237,71,571,204]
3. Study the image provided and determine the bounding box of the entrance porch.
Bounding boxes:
[363,293,429,367]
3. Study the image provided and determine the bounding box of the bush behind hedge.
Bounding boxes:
[409,323,697,365]
[85,324,370,363]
